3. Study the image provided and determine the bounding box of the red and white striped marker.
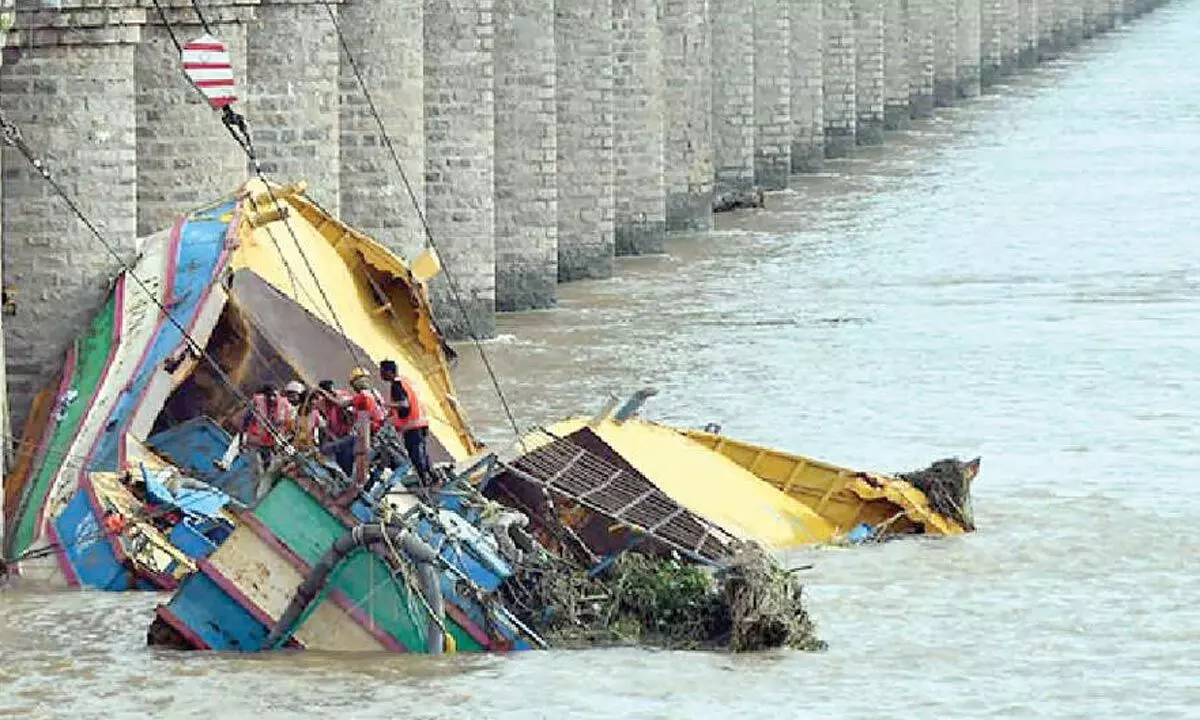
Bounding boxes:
[181,34,237,109]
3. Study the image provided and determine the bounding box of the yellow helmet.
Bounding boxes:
[348,367,372,383]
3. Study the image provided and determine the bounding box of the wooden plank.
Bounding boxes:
[207,525,385,652]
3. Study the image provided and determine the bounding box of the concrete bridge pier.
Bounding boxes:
[932,0,957,106]
[423,0,496,337]
[823,0,856,156]
[555,0,614,282]
[494,0,557,310]
[754,0,791,189]
[907,0,936,117]
[338,0,426,264]
[790,0,825,171]
[613,0,666,254]
[882,0,910,130]
[854,0,885,145]
[0,6,141,432]
[661,0,712,230]
[712,0,756,200]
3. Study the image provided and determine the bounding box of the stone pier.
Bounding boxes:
[754,0,791,189]
[854,0,885,145]
[0,0,1175,431]
[823,0,856,157]
[712,0,756,202]
[613,0,666,255]
[882,0,910,130]
[423,0,495,337]
[956,0,981,98]
[1,6,140,432]
[494,0,557,309]
[933,0,957,106]
[908,0,937,117]
[662,0,713,230]
[555,0,614,281]
[790,0,825,172]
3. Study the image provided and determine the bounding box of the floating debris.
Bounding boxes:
[500,543,825,653]
[897,457,980,531]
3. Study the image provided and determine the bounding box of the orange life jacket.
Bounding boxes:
[246,393,294,447]
[351,388,386,432]
[390,377,429,432]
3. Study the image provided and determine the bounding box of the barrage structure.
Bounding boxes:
[0,0,1172,445]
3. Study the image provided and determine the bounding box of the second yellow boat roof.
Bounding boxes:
[542,416,837,550]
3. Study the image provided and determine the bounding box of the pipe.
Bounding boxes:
[264,523,445,653]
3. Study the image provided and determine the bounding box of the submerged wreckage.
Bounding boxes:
[0,180,980,654]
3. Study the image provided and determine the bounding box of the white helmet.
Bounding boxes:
[284,380,306,395]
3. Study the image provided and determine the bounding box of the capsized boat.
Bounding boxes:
[679,426,980,537]
[1,178,479,588]
[481,389,980,559]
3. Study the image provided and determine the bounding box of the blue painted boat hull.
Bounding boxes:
[161,569,269,651]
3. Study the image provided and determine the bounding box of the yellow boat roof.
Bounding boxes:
[540,416,837,550]
[225,180,477,461]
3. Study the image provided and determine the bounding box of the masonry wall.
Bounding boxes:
[932,0,957,106]
[555,0,614,281]
[423,0,496,337]
[662,0,713,229]
[754,0,791,189]
[247,2,340,211]
[908,0,936,117]
[338,0,426,262]
[956,0,981,98]
[137,6,248,237]
[882,0,909,130]
[823,0,855,156]
[613,0,666,254]
[854,0,884,145]
[790,0,824,172]
[712,0,756,200]
[0,10,140,433]
[0,0,1173,432]
[494,0,557,310]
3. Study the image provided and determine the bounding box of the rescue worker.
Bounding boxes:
[238,383,296,498]
[285,380,324,451]
[381,359,435,488]
[315,379,352,440]
[322,368,385,477]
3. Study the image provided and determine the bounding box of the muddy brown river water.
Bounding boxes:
[3,3,1200,717]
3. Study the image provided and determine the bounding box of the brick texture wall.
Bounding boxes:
[823,0,855,156]
[613,0,666,254]
[754,0,790,189]
[883,0,910,130]
[424,0,496,337]
[854,0,884,145]
[555,0,614,281]
[662,0,713,229]
[712,0,755,197]
[790,0,824,172]
[494,0,557,309]
[338,0,426,262]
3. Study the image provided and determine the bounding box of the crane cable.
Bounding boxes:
[319,1,526,449]
[150,0,368,372]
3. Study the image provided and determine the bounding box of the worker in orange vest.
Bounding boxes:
[380,359,434,488]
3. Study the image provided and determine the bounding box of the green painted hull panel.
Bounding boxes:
[255,479,486,653]
[9,293,118,557]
